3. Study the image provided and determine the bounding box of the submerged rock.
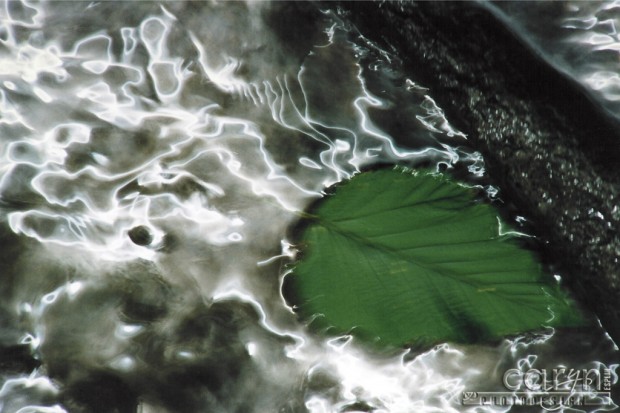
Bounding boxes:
[338,1,620,344]
[127,225,153,247]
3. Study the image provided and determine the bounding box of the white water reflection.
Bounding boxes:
[0,1,617,413]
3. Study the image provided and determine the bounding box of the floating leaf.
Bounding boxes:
[283,167,584,348]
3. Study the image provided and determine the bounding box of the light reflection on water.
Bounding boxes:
[485,1,620,119]
[0,1,617,412]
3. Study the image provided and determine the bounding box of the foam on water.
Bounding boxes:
[0,2,617,413]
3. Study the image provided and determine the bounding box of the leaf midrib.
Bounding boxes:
[315,216,548,305]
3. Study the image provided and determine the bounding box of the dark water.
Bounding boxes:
[0,2,617,412]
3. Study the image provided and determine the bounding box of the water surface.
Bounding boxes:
[0,2,617,412]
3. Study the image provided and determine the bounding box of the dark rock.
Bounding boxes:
[128,225,153,246]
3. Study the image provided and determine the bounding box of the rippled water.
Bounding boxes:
[486,1,620,121]
[0,2,618,413]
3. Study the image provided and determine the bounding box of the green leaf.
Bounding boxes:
[283,167,584,348]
